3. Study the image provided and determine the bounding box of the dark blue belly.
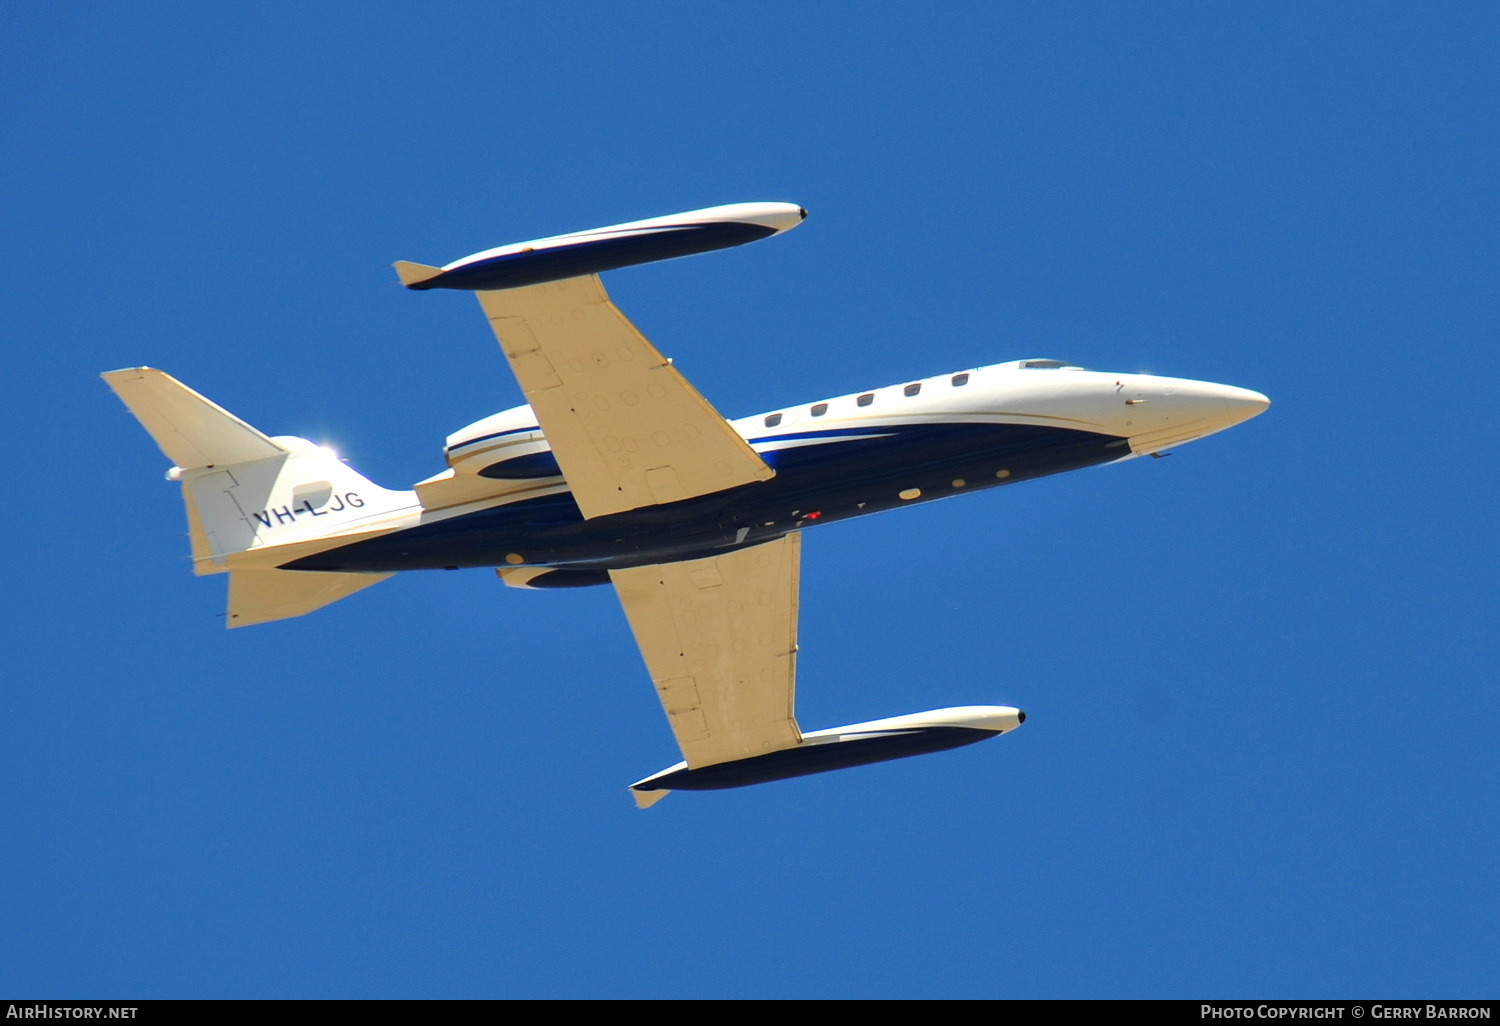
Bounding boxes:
[283,423,1125,573]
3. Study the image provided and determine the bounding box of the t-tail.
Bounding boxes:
[102,368,418,627]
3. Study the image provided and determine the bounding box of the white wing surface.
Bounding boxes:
[475,275,773,519]
[609,534,803,768]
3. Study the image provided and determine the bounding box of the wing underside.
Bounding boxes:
[470,273,801,775]
[609,534,803,769]
[475,275,773,520]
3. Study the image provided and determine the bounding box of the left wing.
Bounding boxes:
[609,533,803,770]
[475,275,774,519]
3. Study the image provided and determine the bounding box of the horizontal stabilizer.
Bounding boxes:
[102,367,286,469]
[393,260,443,287]
[227,568,392,628]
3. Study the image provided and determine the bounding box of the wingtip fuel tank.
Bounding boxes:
[628,705,1025,807]
[396,201,807,292]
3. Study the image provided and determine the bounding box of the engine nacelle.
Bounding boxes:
[444,404,561,480]
[629,705,1024,807]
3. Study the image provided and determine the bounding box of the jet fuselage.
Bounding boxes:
[286,360,1268,577]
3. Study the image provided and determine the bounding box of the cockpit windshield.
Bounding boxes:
[1019,359,1087,370]
[991,359,1089,371]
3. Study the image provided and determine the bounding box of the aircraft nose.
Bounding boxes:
[1184,381,1271,428]
[1126,378,1270,454]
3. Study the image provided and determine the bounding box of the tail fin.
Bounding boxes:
[103,368,416,627]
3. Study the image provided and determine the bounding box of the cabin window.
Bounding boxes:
[904,383,922,397]
[811,403,829,417]
[857,393,874,407]
[764,413,783,428]
[951,373,969,386]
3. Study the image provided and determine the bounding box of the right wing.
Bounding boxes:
[609,533,803,769]
[475,275,774,519]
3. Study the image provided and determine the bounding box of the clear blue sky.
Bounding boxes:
[4,2,1496,998]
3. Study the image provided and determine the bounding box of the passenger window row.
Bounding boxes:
[763,372,972,427]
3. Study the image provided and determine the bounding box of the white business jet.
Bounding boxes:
[103,203,1267,806]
